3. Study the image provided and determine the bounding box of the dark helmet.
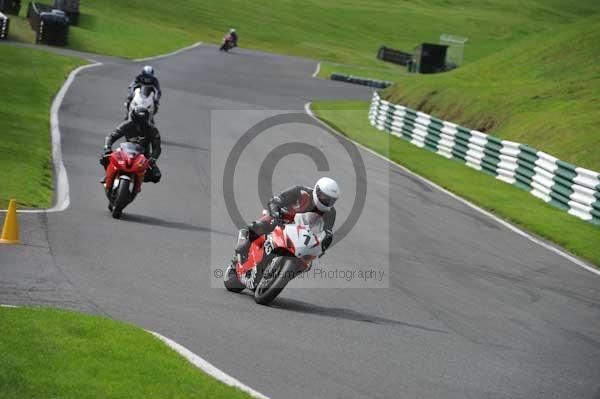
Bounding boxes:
[131,106,150,125]
[142,65,154,77]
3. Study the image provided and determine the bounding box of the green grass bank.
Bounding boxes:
[0,306,253,399]
[60,0,599,64]
[311,101,600,267]
[381,15,600,171]
[0,45,84,208]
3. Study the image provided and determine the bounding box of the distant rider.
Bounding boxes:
[125,65,162,119]
[235,177,340,262]
[101,105,162,184]
[228,28,238,46]
[220,29,238,51]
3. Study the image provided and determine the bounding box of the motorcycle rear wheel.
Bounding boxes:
[112,179,130,219]
[254,256,299,305]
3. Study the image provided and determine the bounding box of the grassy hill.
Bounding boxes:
[382,15,600,170]
[66,0,599,65]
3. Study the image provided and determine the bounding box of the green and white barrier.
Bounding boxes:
[369,92,600,225]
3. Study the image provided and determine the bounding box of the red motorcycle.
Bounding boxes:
[102,142,150,219]
[224,212,327,305]
[219,34,235,52]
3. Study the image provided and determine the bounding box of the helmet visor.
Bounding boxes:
[315,185,337,207]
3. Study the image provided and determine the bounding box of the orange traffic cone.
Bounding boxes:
[0,199,21,244]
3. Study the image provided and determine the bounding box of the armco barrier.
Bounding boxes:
[330,73,392,89]
[369,92,600,225]
[0,12,8,39]
[377,46,412,66]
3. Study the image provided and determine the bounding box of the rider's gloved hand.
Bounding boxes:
[100,148,112,166]
[321,230,333,252]
[268,203,282,223]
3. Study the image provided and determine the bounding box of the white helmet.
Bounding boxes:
[313,177,340,212]
[142,65,154,76]
[229,28,236,33]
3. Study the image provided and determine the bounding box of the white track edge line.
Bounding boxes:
[4,41,204,214]
[8,62,103,214]
[312,62,321,78]
[304,102,600,277]
[0,305,269,398]
[133,41,203,62]
[150,332,270,399]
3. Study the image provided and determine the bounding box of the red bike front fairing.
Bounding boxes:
[105,143,149,193]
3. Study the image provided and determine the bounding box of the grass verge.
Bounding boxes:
[311,100,600,267]
[0,306,253,399]
[66,1,599,62]
[6,14,36,43]
[0,45,85,208]
[382,15,600,170]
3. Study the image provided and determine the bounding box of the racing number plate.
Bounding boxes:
[264,238,274,255]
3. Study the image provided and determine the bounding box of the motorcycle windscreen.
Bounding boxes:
[120,142,143,157]
[140,85,155,97]
[294,212,324,234]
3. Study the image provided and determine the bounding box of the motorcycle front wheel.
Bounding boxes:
[112,178,130,219]
[254,256,299,305]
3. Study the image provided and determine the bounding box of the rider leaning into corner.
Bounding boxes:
[235,177,340,262]
[101,105,162,184]
[228,28,238,46]
[125,65,162,117]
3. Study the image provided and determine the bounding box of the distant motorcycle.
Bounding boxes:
[224,212,326,305]
[124,85,158,122]
[219,34,236,52]
[101,142,150,219]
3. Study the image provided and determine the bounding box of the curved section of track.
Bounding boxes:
[1,44,599,399]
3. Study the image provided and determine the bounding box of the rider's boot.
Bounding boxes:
[234,228,250,263]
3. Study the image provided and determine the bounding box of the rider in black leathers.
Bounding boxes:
[101,106,162,183]
[235,178,340,261]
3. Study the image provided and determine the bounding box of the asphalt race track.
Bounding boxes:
[1,44,599,399]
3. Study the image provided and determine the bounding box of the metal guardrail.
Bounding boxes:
[330,73,392,89]
[377,46,412,66]
[369,92,600,225]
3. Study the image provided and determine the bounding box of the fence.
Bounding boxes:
[330,73,392,89]
[369,92,600,225]
[0,12,8,39]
